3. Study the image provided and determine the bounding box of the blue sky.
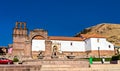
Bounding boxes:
[0,0,120,46]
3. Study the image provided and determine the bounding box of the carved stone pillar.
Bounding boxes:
[44,40,52,59]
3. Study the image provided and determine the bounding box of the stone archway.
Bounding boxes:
[28,29,48,59]
[31,35,45,59]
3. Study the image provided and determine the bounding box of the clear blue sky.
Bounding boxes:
[0,0,120,46]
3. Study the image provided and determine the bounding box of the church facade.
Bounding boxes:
[11,22,114,59]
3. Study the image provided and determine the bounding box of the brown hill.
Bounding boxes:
[75,23,120,46]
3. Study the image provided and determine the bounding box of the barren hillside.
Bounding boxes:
[75,23,120,46]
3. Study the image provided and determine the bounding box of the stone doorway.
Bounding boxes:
[52,46,58,57]
[51,45,58,58]
[51,43,61,58]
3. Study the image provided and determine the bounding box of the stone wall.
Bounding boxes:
[62,50,114,58]
[0,65,41,71]
[23,60,89,68]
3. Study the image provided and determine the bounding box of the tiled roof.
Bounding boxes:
[32,34,105,41]
[80,34,105,39]
[48,36,83,41]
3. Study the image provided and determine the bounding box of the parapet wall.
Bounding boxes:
[23,59,89,68]
[0,65,41,71]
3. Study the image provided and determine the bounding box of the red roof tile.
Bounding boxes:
[80,34,105,39]
[48,36,83,41]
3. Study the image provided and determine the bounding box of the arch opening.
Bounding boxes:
[31,35,45,59]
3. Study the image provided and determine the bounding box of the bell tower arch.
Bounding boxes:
[13,22,27,37]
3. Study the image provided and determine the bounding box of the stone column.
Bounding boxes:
[16,22,18,28]
[44,40,52,59]
[24,22,26,29]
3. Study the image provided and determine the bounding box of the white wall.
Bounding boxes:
[85,39,92,51]
[31,38,114,52]
[51,40,85,52]
[32,40,45,51]
[90,38,114,51]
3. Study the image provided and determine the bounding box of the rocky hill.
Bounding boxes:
[75,23,120,46]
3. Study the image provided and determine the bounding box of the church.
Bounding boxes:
[10,22,114,59]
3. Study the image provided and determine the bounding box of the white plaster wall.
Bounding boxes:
[85,39,92,51]
[51,40,85,52]
[32,40,45,51]
[31,38,114,52]
[90,38,114,51]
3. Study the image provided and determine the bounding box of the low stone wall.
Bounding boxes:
[62,50,114,58]
[0,61,120,71]
[23,59,89,68]
[0,65,41,71]
[90,64,120,71]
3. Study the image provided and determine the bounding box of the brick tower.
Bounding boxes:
[12,22,28,56]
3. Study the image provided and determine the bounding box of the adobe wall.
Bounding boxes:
[0,65,42,71]
[63,50,114,58]
[87,50,114,57]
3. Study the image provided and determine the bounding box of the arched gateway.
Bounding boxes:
[31,35,45,58]
[29,29,52,59]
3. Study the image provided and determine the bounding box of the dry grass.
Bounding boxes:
[76,23,120,46]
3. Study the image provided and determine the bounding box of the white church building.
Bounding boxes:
[11,22,115,58]
[32,33,114,58]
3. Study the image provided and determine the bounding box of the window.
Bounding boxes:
[109,45,111,48]
[97,38,99,42]
[85,41,87,44]
[70,42,72,46]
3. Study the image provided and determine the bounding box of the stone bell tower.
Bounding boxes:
[12,22,28,56]
[13,22,27,37]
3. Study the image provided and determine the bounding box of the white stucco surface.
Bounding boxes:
[85,39,92,51]
[89,38,114,51]
[31,37,114,52]
[51,40,85,52]
[32,40,45,51]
